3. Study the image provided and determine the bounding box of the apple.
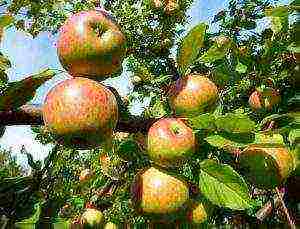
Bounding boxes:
[186,197,214,225]
[248,88,281,111]
[81,208,104,229]
[168,74,218,117]
[57,10,126,79]
[43,77,118,149]
[147,118,196,167]
[79,169,94,182]
[239,145,295,189]
[131,167,189,215]
[152,0,179,14]
[104,222,118,229]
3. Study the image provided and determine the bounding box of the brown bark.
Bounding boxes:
[0,104,156,133]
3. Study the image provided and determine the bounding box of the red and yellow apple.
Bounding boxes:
[169,74,218,117]
[147,118,196,167]
[131,167,189,215]
[248,88,281,111]
[43,77,118,149]
[239,145,295,189]
[57,10,126,79]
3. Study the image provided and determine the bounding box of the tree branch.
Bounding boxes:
[0,104,156,133]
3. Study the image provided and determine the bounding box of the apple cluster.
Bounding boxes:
[43,10,126,149]
[42,9,221,224]
[41,8,291,227]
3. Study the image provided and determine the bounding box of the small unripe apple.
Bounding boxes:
[239,145,295,189]
[57,10,126,79]
[147,118,196,167]
[131,167,189,215]
[79,169,94,182]
[248,88,281,111]
[81,208,104,229]
[186,198,213,225]
[43,77,118,149]
[104,222,118,229]
[169,74,218,117]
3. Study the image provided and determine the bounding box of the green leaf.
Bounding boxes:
[0,68,55,111]
[198,40,231,64]
[188,113,216,130]
[254,133,285,145]
[265,6,289,33]
[177,23,207,75]
[148,99,169,118]
[117,139,140,161]
[0,15,15,28]
[215,113,256,133]
[289,129,300,145]
[235,61,247,74]
[265,6,289,18]
[287,43,300,53]
[211,64,231,87]
[205,134,249,150]
[199,159,254,210]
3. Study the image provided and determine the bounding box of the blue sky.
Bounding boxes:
[0,0,290,168]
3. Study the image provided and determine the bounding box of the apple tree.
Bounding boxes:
[0,0,299,228]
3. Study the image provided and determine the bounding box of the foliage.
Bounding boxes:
[0,0,299,228]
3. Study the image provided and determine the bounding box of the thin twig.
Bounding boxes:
[275,188,296,229]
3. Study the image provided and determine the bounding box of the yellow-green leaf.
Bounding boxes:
[199,159,255,210]
[177,23,207,75]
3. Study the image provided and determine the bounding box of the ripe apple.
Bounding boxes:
[43,77,118,149]
[168,74,218,117]
[147,118,196,167]
[131,167,189,215]
[248,88,281,111]
[81,208,104,228]
[239,145,295,189]
[57,10,126,79]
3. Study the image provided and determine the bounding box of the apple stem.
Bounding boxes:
[275,188,296,229]
[170,124,180,135]
[256,191,282,221]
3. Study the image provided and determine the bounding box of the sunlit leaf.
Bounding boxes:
[215,113,256,133]
[265,6,289,33]
[188,113,216,130]
[199,159,254,210]
[254,133,285,145]
[177,23,207,75]
[198,41,231,63]
[205,134,249,150]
